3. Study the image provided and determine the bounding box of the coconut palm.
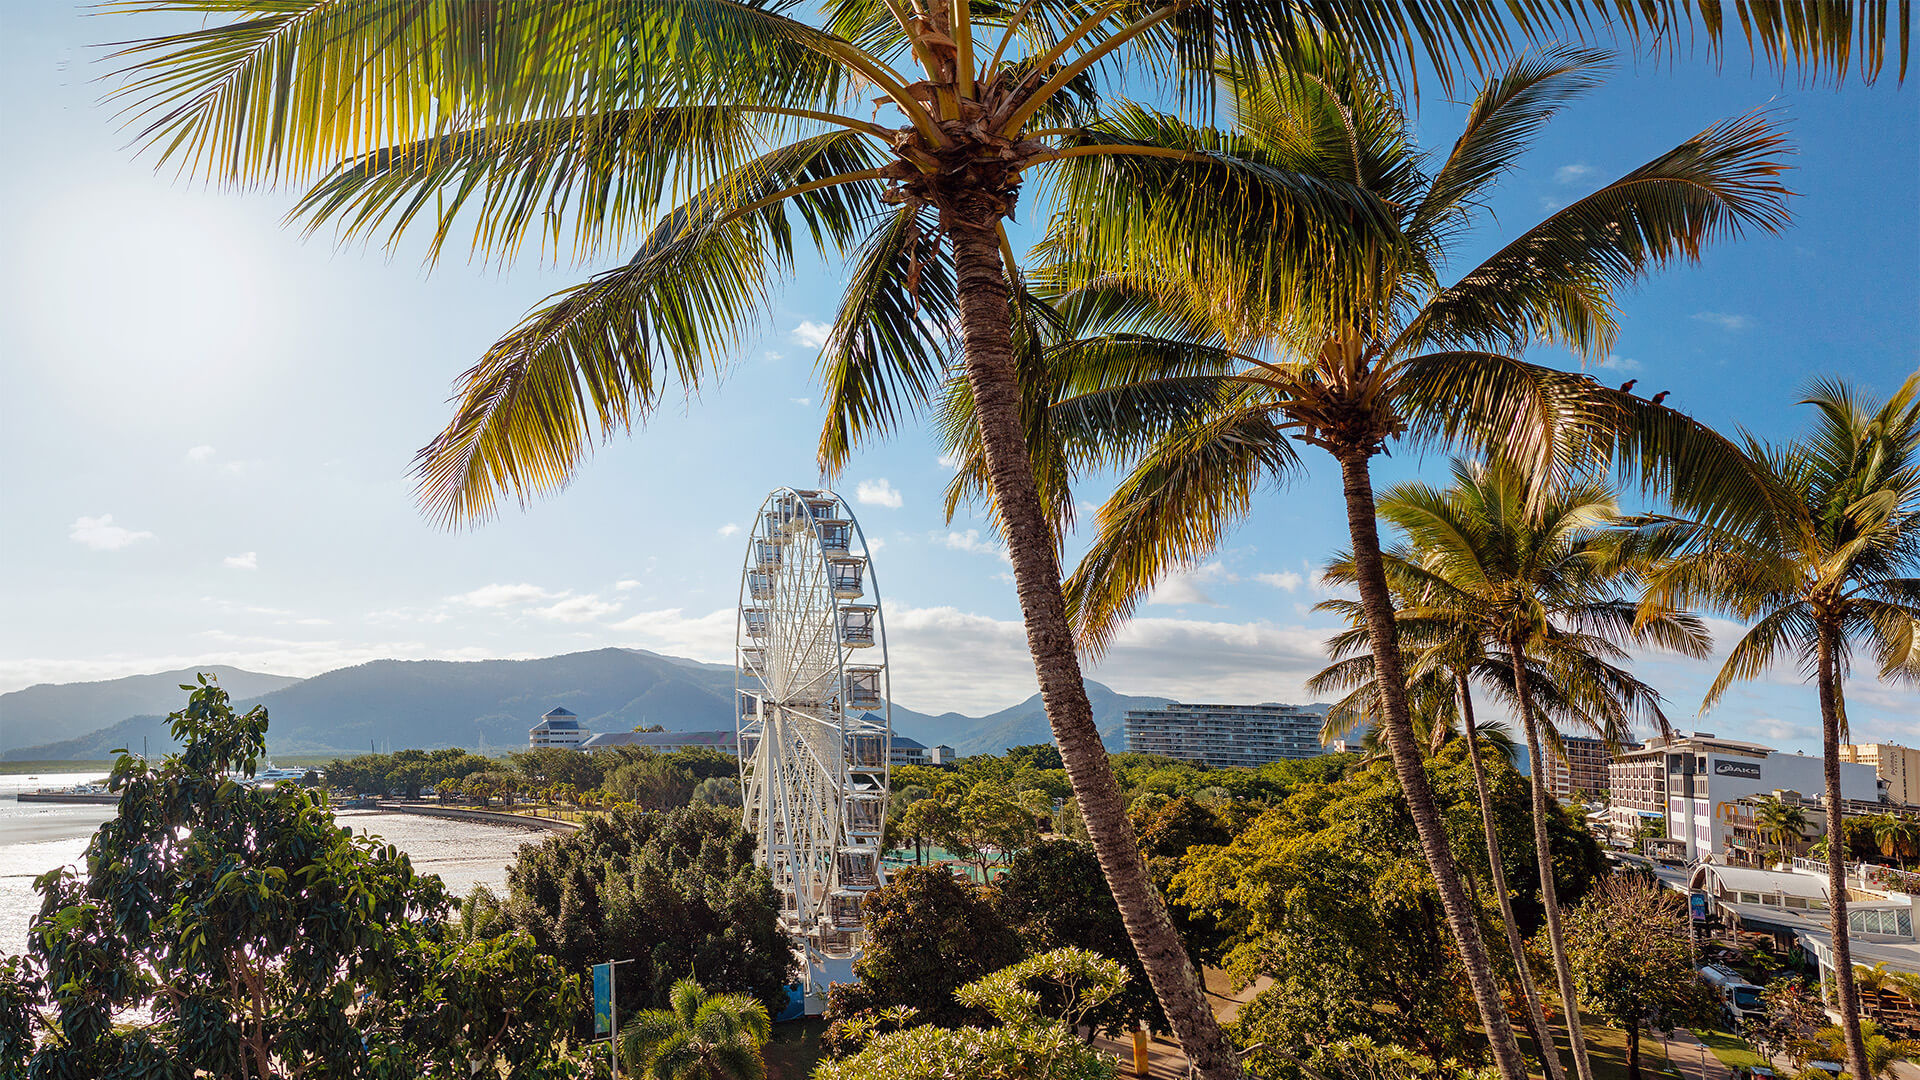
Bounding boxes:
[1309,604,1661,1080]
[620,977,770,1080]
[1753,795,1812,867]
[101,5,1893,1076]
[1640,375,1920,1080]
[1803,1018,1918,1080]
[1308,461,1701,1080]
[1873,815,1920,871]
[931,44,1789,1077]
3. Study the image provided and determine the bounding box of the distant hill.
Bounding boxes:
[0,665,301,754]
[3,649,1186,761]
[936,682,1175,755]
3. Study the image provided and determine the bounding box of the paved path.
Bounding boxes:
[1661,1029,1736,1080]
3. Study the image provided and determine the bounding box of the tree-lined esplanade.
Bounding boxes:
[3,1,1911,1077]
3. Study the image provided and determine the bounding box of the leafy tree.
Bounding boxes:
[620,976,771,1080]
[822,866,1022,1050]
[1747,978,1830,1068]
[514,746,611,791]
[1006,744,1065,771]
[504,803,794,1016]
[691,776,742,807]
[0,955,37,1074]
[994,840,1165,1036]
[1130,796,1236,965]
[19,676,585,1078]
[1559,873,1716,1080]
[1642,375,1920,1080]
[608,756,697,809]
[817,949,1125,1080]
[1188,765,1486,1072]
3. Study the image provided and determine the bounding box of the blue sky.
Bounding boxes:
[1,4,1916,752]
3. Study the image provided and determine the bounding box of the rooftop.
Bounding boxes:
[579,729,736,749]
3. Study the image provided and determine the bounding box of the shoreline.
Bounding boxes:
[368,802,580,832]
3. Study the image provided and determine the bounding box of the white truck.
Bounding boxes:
[1699,963,1766,1028]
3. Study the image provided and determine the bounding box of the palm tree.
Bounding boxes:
[1856,962,1897,1022]
[621,977,771,1080]
[1309,605,1654,1080]
[1804,1018,1919,1080]
[1641,375,1920,1080]
[932,45,1789,1078]
[1318,460,1701,1080]
[100,7,1894,1077]
[1753,795,1812,867]
[1873,815,1920,871]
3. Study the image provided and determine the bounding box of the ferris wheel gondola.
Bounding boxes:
[734,488,890,1009]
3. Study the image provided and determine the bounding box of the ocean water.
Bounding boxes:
[0,790,547,955]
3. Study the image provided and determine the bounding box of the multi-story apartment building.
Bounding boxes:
[1550,735,1637,799]
[1606,732,1882,862]
[1123,703,1329,768]
[1839,743,1920,808]
[579,729,739,754]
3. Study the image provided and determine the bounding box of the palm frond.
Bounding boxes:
[1400,109,1794,360]
[412,135,885,526]
[817,203,958,474]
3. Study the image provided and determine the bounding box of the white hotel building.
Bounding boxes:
[1607,732,1883,863]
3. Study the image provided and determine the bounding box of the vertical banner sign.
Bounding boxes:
[592,963,613,1037]
[1690,892,1710,922]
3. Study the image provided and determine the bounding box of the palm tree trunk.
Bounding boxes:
[944,215,1242,1080]
[1332,448,1528,1080]
[1818,626,1872,1080]
[1458,675,1566,1080]
[1510,642,1595,1080]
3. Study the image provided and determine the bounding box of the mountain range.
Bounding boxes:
[0,649,1175,761]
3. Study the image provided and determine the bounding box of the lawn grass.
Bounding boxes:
[1514,1011,1674,1080]
[1694,1027,1769,1069]
[764,1017,827,1080]
[0,760,115,775]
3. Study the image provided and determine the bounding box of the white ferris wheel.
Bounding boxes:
[734,488,890,1005]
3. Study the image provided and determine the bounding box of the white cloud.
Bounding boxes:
[1146,562,1236,607]
[717,523,741,538]
[865,537,886,553]
[615,578,643,591]
[0,640,519,695]
[1555,163,1596,184]
[1693,311,1753,331]
[937,450,965,471]
[68,514,154,551]
[186,444,216,464]
[792,321,833,348]
[223,551,258,570]
[1257,571,1303,591]
[791,397,813,407]
[535,595,623,623]
[453,583,563,608]
[944,529,1006,559]
[611,607,740,663]
[856,478,904,509]
[1596,354,1642,372]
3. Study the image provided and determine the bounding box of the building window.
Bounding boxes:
[1738,891,1763,905]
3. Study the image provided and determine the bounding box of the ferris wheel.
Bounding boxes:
[734,488,890,1006]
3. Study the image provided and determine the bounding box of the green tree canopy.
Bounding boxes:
[1560,873,1715,1080]
[503,803,794,1016]
[822,865,1023,1050]
[13,676,584,1079]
